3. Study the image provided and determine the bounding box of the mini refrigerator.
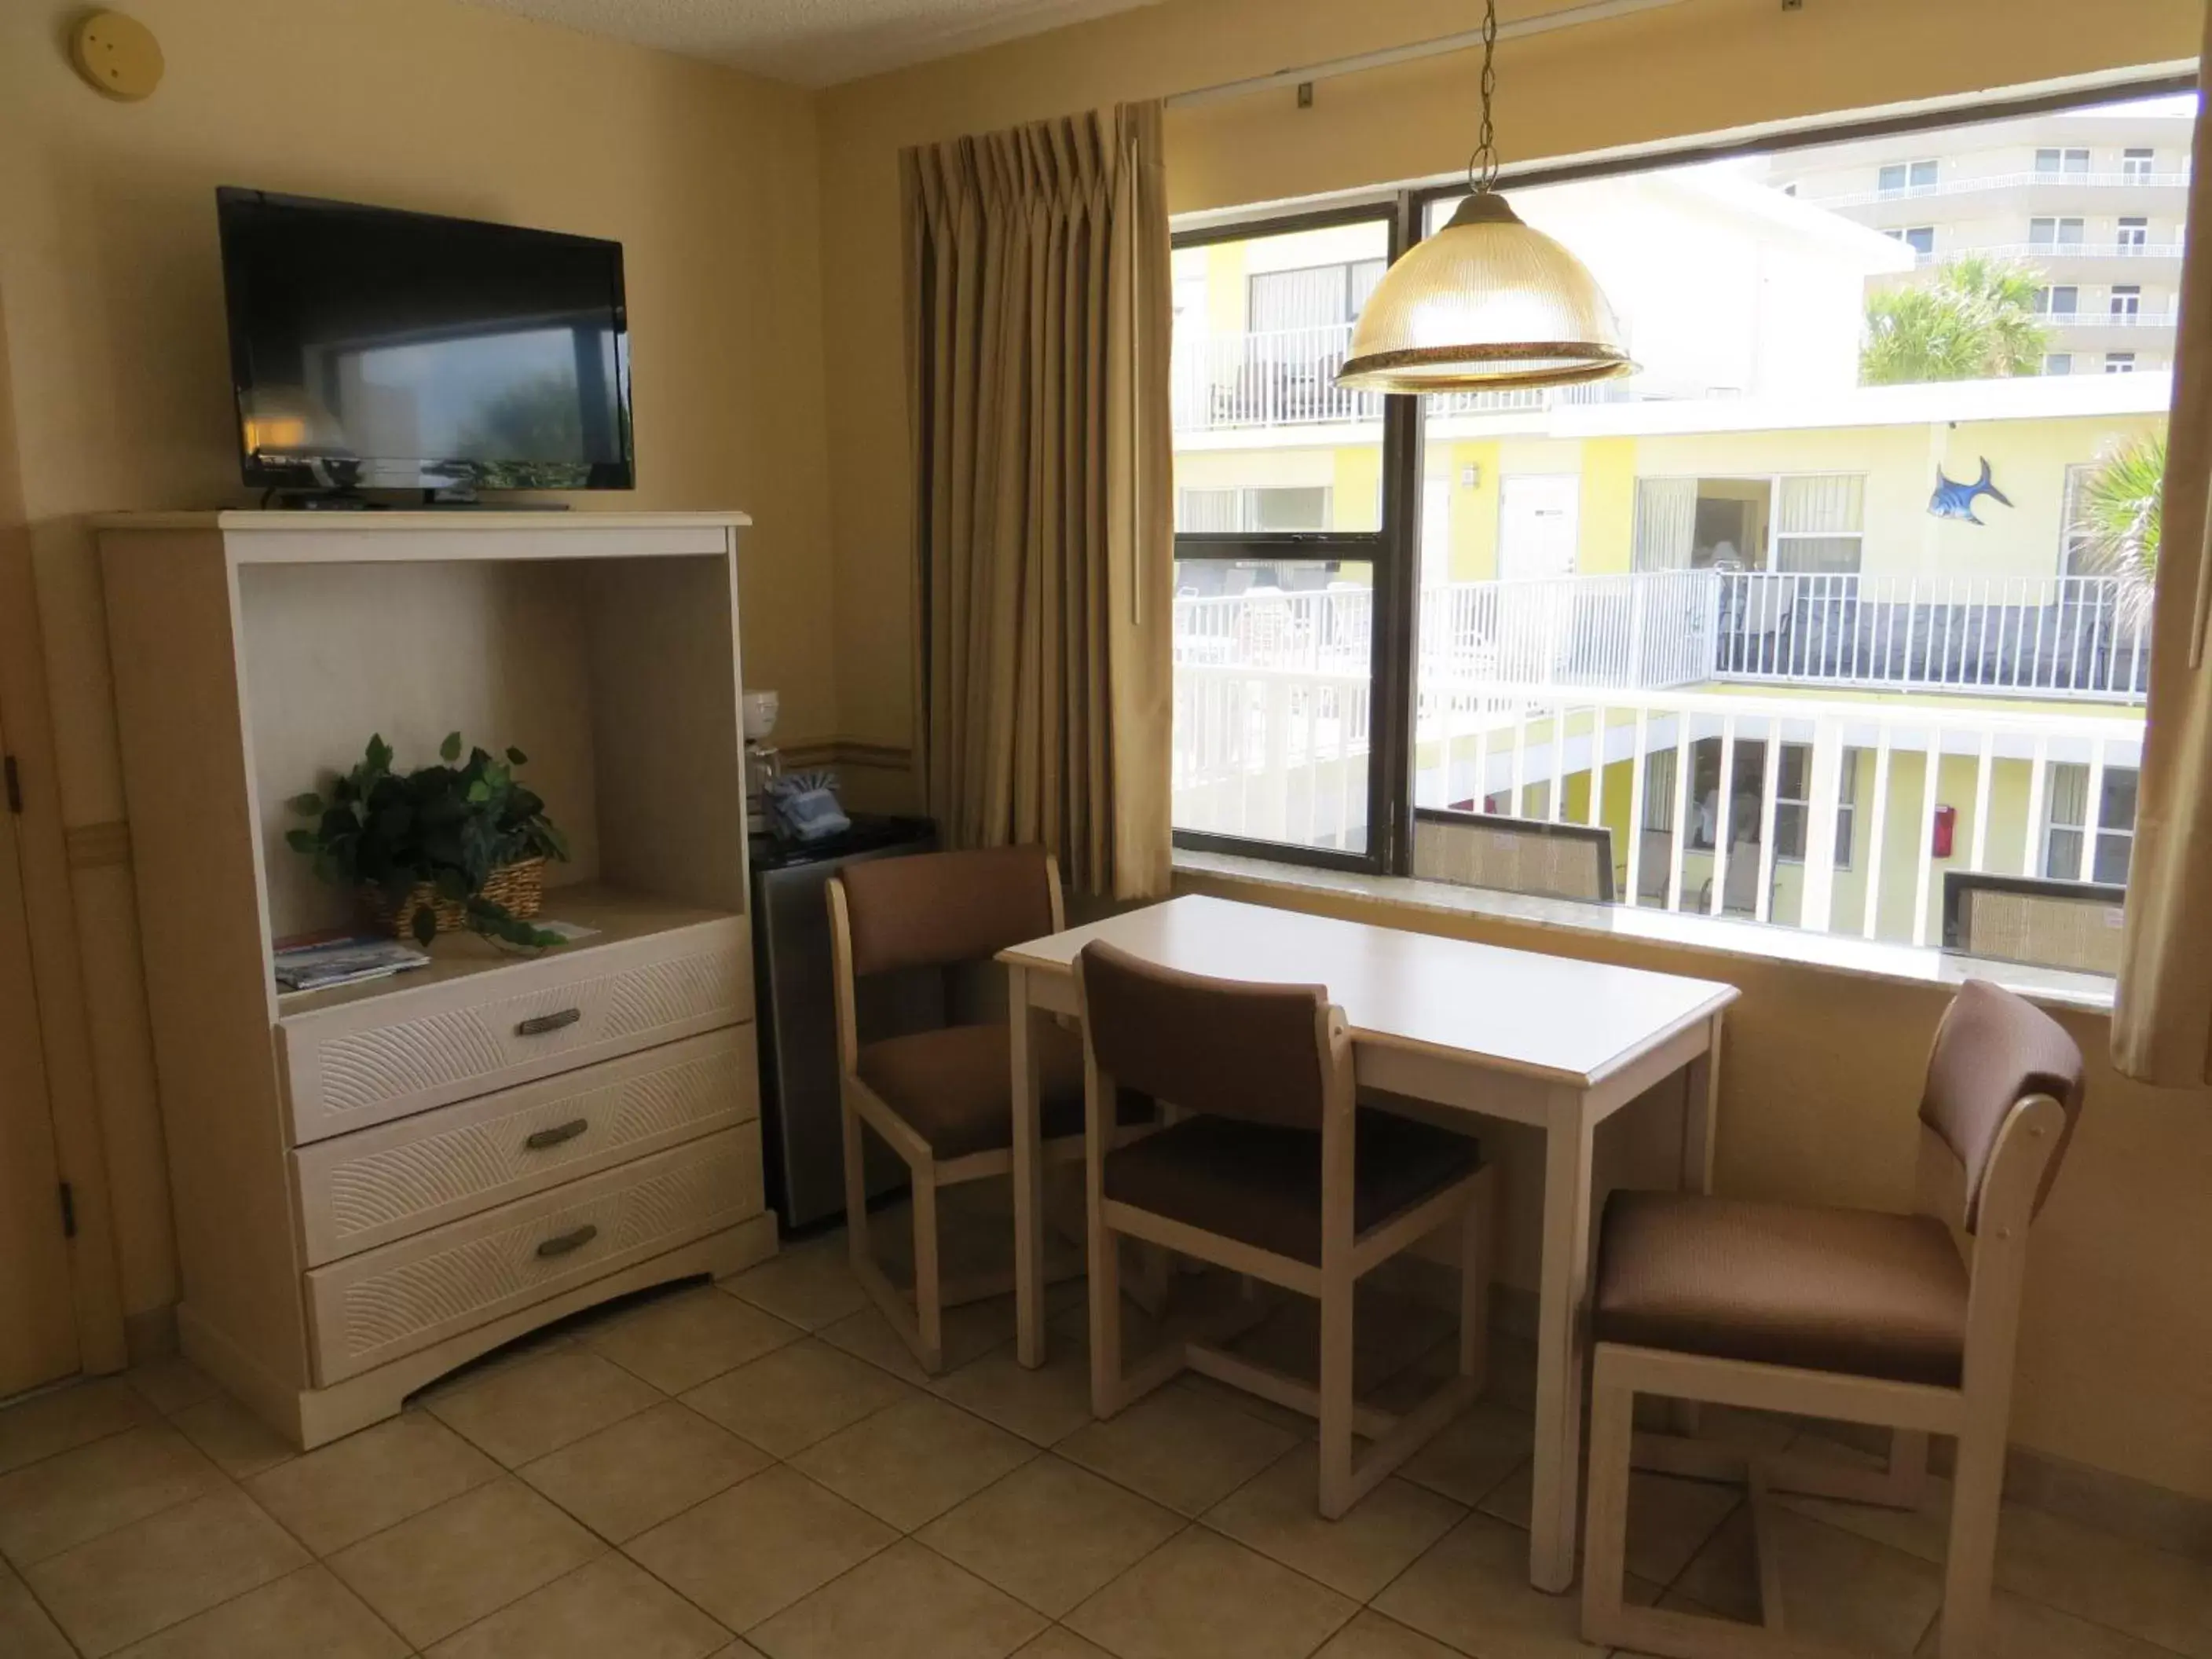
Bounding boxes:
[749,815,938,1229]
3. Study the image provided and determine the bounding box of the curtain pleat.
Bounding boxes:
[901,102,1173,899]
[2111,5,2212,1084]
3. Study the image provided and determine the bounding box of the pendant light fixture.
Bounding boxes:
[1336,0,1633,394]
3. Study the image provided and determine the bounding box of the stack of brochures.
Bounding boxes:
[273,935,432,993]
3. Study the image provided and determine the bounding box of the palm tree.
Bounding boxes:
[2072,433,2165,622]
[1861,255,2051,385]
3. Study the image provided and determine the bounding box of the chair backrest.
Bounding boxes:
[1075,940,1340,1132]
[1920,979,2086,1232]
[834,845,1061,979]
[1943,871,2127,976]
[1638,830,1674,901]
[1412,809,1615,904]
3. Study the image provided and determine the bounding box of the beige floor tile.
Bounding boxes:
[1016,1632,1117,1659]
[1059,1382,1297,1517]
[1917,1587,2188,1658]
[1668,1505,1941,1655]
[585,1284,804,1393]
[624,1464,896,1632]
[1170,1372,1318,1438]
[0,1421,222,1566]
[751,1538,1047,1659]
[933,1341,1099,1446]
[1205,1445,1464,1601]
[247,1412,500,1556]
[327,1477,602,1648]
[1481,1460,1741,1588]
[109,1564,406,1659]
[723,1232,869,1331]
[792,1393,1036,1531]
[1311,1610,1463,1659]
[126,1357,220,1419]
[26,1484,309,1657]
[0,1556,72,1659]
[426,1551,729,1658]
[681,1337,917,1456]
[1397,1397,1532,1506]
[519,1400,769,1542]
[1067,1525,1356,1659]
[918,1455,1184,1617]
[0,1377,156,1475]
[1374,1511,1661,1659]
[170,1392,296,1481]
[819,1296,1016,1385]
[427,1346,662,1467]
[1989,1503,2212,1658]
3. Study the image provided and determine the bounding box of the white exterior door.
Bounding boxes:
[1499,475,1580,580]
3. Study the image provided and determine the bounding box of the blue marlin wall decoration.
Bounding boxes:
[1928,458,2012,526]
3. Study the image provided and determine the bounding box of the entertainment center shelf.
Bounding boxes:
[273,883,740,1015]
[98,510,775,1448]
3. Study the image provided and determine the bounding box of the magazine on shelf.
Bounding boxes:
[272,933,432,993]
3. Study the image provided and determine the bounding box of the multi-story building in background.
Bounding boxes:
[1169,91,2188,948]
[1764,96,2193,377]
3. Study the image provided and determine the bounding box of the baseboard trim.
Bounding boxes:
[1368,1253,2212,1562]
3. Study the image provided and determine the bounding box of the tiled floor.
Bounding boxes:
[2,1209,2207,1659]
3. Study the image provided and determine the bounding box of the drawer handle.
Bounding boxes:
[534,1223,599,1259]
[516,1008,583,1038]
[523,1118,590,1152]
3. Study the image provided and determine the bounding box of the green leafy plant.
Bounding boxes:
[2071,432,2165,622]
[1861,255,2051,386]
[284,731,571,948]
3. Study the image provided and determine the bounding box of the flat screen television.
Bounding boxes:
[216,188,633,494]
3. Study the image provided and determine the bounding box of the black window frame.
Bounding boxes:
[1167,68,2196,884]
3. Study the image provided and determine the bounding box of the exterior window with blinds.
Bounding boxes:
[1631,478,1699,572]
[2044,764,2138,884]
[1774,474,1866,573]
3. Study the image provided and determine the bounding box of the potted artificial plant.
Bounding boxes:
[286,731,570,947]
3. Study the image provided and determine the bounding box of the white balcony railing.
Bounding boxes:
[1170,322,1629,434]
[1822,170,2192,208]
[1174,665,2145,948]
[2038,308,2182,328]
[1710,571,2149,701]
[1174,571,2147,705]
[1919,241,2186,266]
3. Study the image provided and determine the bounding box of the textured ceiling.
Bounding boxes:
[469,0,1165,86]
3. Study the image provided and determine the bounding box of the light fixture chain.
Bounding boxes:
[1466,0,1501,195]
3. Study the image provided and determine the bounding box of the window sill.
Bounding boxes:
[1170,849,2119,1014]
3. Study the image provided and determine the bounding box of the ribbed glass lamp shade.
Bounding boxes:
[1336,192,1633,393]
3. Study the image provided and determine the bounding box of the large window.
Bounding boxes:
[1170,79,2181,946]
[2044,764,2138,884]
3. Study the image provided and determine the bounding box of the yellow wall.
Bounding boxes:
[0,0,836,1324]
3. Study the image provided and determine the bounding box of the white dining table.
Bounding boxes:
[998,893,1738,1593]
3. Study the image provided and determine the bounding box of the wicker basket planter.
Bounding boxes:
[362,856,547,941]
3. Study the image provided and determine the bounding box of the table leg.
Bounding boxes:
[1529,1088,1597,1594]
[1682,1012,1722,1194]
[1669,1014,1724,1440]
[1009,966,1049,1370]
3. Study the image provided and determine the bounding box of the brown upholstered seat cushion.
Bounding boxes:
[1101,1110,1481,1266]
[855,1021,1090,1160]
[1593,1190,1970,1387]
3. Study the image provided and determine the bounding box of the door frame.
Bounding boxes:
[0,541,127,1382]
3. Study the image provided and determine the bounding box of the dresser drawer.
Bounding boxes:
[305,1129,764,1385]
[291,1027,757,1266]
[278,917,749,1144]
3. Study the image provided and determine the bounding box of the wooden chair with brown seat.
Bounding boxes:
[1072,940,1496,1518]
[826,845,1103,1375]
[1580,979,2086,1659]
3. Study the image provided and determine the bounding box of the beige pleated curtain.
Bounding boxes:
[2113,19,2212,1086]
[902,102,1174,900]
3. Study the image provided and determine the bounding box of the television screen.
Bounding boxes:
[216,188,632,493]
